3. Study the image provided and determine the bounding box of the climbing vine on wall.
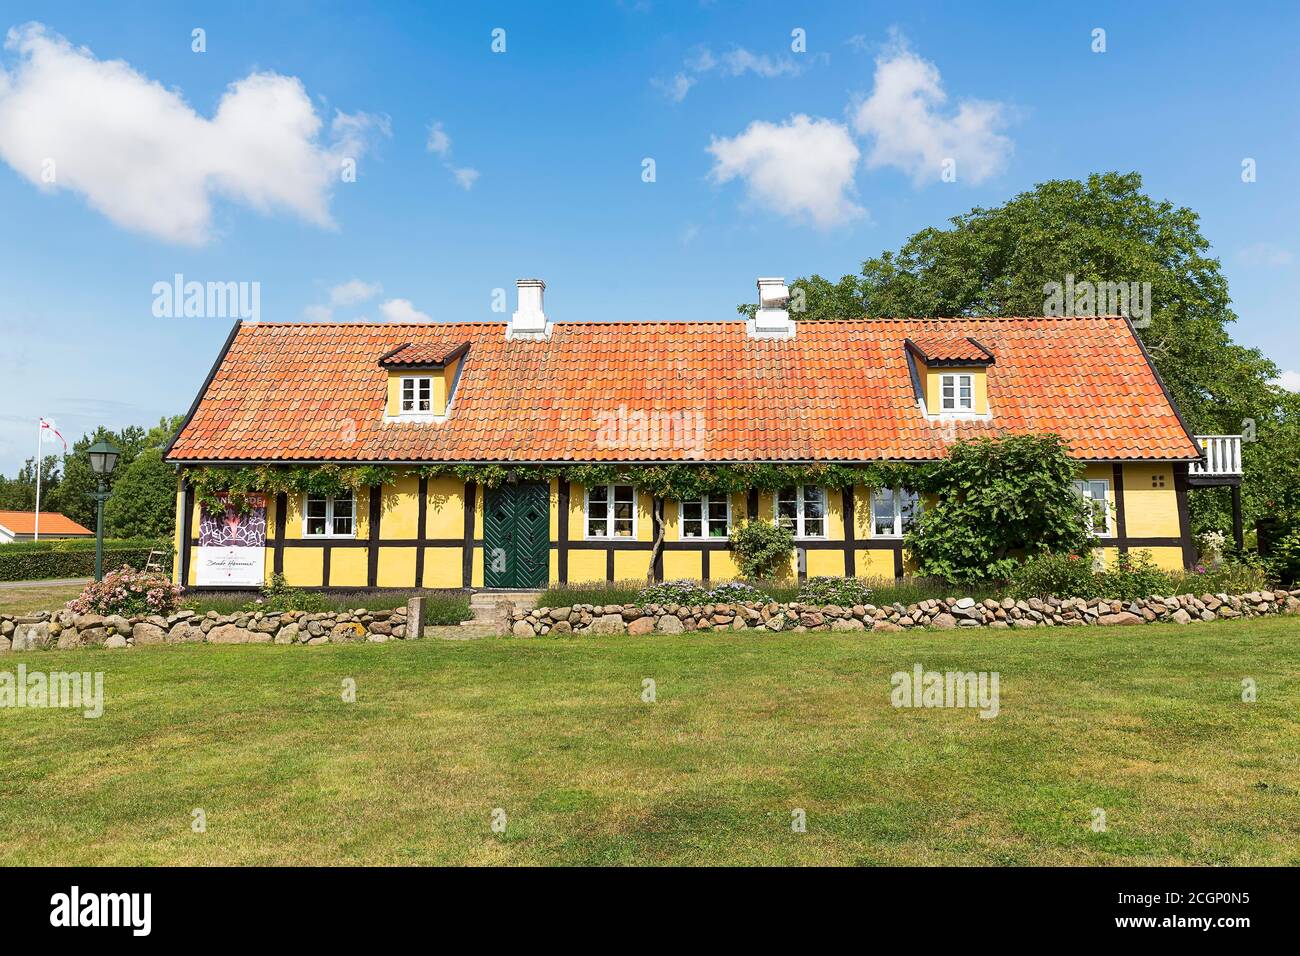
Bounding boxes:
[184,460,939,514]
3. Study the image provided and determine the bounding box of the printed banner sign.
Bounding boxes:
[196,493,267,587]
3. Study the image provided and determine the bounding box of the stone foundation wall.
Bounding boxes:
[508,589,1300,636]
[0,605,412,652]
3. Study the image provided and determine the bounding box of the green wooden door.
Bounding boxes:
[483,482,550,588]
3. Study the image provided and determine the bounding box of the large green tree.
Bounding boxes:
[747,172,1293,538]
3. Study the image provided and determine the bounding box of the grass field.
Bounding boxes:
[2,617,1298,865]
[0,583,84,616]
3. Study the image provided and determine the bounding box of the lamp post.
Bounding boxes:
[87,439,121,582]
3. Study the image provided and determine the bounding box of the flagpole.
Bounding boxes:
[34,419,42,541]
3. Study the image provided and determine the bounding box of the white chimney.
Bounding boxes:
[508,278,549,338]
[749,276,794,338]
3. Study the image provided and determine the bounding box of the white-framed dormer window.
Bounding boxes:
[304,491,355,538]
[680,493,731,539]
[586,484,636,539]
[871,488,920,538]
[941,373,974,411]
[400,376,433,413]
[1073,479,1112,537]
[775,485,827,538]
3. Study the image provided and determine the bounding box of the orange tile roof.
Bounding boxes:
[165,317,1201,464]
[0,510,93,535]
[906,333,994,364]
[378,340,471,367]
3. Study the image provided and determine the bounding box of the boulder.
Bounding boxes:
[275,622,300,645]
[208,624,254,644]
[131,622,167,646]
[590,614,627,636]
[104,635,129,649]
[1170,609,1192,625]
[103,614,131,636]
[10,622,49,651]
[930,613,958,630]
[511,620,535,637]
[549,620,573,635]
[1097,612,1143,626]
[655,615,684,634]
[330,622,367,643]
[627,616,655,636]
[0,636,9,653]
[831,618,865,632]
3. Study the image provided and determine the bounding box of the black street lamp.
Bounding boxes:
[87,438,121,582]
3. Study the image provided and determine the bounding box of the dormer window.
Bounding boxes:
[401,376,433,413]
[941,373,973,412]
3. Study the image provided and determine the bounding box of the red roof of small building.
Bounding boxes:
[165,316,1201,464]
[377,340,471,367]
[0,511,93,536]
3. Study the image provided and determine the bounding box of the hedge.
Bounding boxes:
[0,539,171,582]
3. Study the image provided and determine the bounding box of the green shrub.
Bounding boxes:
[66,565,183,617]
[906,434,1093,583]
[538,580,646,608]
[243,574,331,613]
[706,581,765,604]
[637,580,710,607]
[797,576,873,606]
[423,593,472,625]
[0,540,170,581]
[1174,553,1274,594]
[728,520,795,580]
[1009,553,1098,599]
[1098,551,1174,601]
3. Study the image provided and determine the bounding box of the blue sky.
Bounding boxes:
[1,0,1297,473]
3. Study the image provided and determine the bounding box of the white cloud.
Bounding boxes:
[329,279,382,306]
[653,45,804,101]
[302,304,333,322]
[850,37,1011,185]
[1271,370,1300,392]
[426,121,451,157]
[425,119,479,190]
[449,166,480,190]
[1238,243,1294,267]
[0,23,386,244]
[379,298,431,323]
[708,114,863,229]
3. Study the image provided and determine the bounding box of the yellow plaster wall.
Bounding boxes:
[1121,463,1180,538]
[921,364,988,414]
[423,547,463,588]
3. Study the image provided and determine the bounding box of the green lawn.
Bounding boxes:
[2,617,1298,865]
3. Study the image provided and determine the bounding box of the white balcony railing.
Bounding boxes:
[1190,435,1243,477]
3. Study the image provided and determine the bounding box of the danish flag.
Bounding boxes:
[39,417,67,452]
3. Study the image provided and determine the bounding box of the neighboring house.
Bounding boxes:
[163,278,1243,590]
[0,510,94,544]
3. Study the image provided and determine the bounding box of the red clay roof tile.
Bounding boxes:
[166,317,1201,463]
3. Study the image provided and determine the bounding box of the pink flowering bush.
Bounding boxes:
[66,565,184,617]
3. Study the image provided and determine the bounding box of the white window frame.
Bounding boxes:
[774,485,828,539]
[1073,479,1113,538]
[678,493,732,540]
[940,373,974,412]
[302,491,356,539]
[871,487,920,538]
[584,483,638,540]
[399,375,434,414]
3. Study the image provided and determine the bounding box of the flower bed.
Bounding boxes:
[507,589,1300,637]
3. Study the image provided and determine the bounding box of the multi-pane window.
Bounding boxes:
[940,373,973,411]
[586,484,636,538]
[1073,479,1111,536]
[871,488,920,537]
[775,485,827,538]
[400,376,433,413]
[680,493,731,539]
[305,492,355,537]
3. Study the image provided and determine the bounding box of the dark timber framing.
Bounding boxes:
[415,476,428,587]
[1112,463,1128,552]
[462,481,477,588]
[273,492,287,575]
[179,480,194,587]
[366,485,382,587]
[1174,462,1196,569]
[842,489,857,577]
[557,480,570,584]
